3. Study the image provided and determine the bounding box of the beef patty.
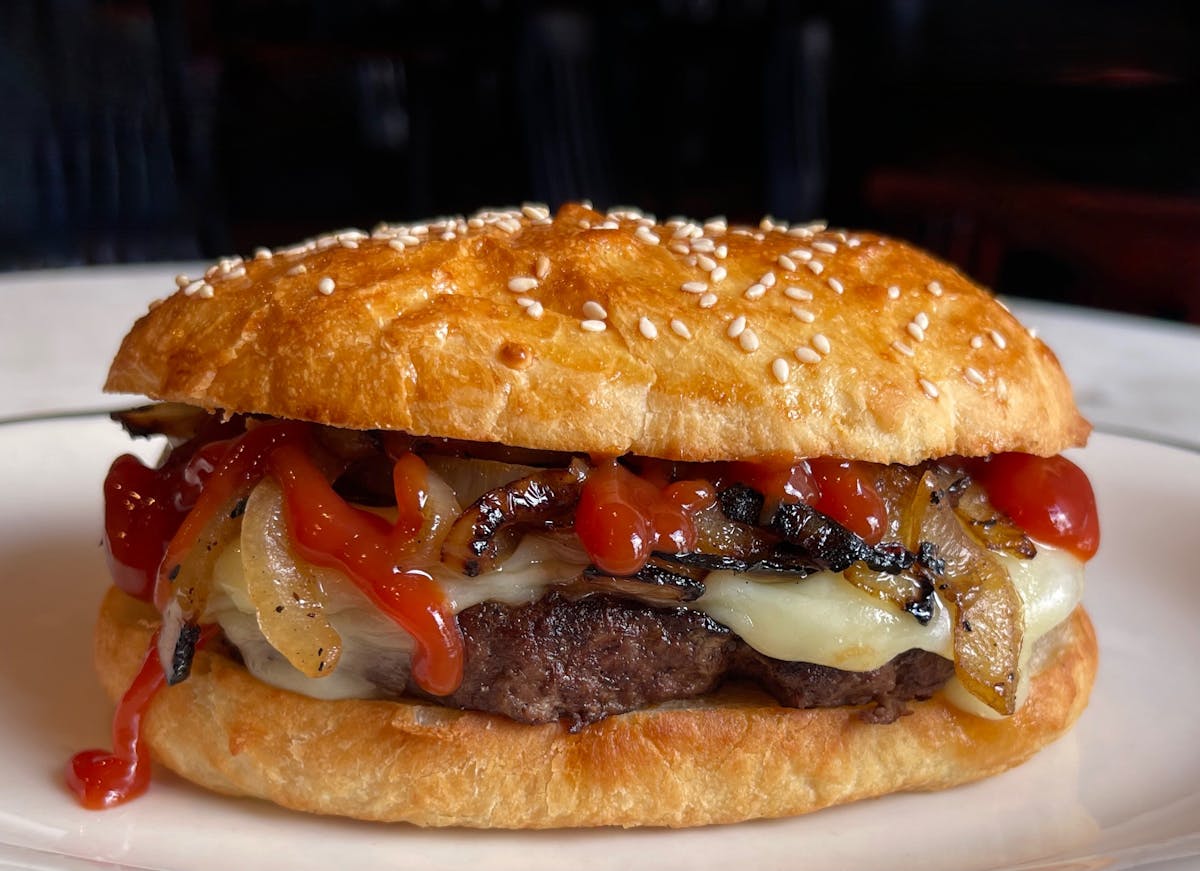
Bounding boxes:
[401,593,954,728]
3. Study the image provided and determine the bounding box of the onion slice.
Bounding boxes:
[240,477,343,678]
[441,460,587,576]
[904,470,1025,715]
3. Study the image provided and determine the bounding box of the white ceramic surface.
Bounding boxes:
[0,419,1196,871]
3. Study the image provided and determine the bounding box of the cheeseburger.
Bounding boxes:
[72,202,1099,827]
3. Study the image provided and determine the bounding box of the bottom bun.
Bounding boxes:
[94,587,1097,828]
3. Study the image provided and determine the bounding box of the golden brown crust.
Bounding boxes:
[105,205,1089,463]
[95,587,1097,828]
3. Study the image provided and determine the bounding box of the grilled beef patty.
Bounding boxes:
[403,593,954,727]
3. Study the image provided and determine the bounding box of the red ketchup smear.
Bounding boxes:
[806,458,887,545]
[268,444,464,695]
[967,453,1100,560]
[575,460,714,576]
[103,420,242,602]
[720,460,819,507]
[67,626,215,809]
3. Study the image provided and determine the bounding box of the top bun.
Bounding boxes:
[106,203,1089,464]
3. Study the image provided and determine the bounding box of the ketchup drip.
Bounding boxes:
[806,458,887,545]
[268,444,464,696]
[575,461,714,576]
[67,626,215,809]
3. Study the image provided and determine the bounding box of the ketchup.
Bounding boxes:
[968,453,1100,560]
[268,444,464,695]
[575,461,714,576]
[103,421,241,601]
[67,626,214,809]
[806,459,887,545]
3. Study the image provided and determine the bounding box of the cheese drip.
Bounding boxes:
[205,482,1085,714]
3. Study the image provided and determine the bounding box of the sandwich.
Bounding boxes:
[73,202,1099,827]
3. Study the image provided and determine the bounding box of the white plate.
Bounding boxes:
[0,419,1197,871]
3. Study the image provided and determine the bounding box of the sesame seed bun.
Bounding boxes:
[105,203,1089,464]
[94,587,1096,828]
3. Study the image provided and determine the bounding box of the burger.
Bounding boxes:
[72,202,1099,827]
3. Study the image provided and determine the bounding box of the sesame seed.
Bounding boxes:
[398,234,421,246]
[887,285,901,299]
[1028,325,1039,339]
[727,315,747,338]
[254,247,273,260]
[685,256,698,267]
[508,276,539,293]
[847,237,862,248]
[515,297,535,307]
[183,278,206,296]
[526,302,545,319]
[522,203,550,221]
[174,274,190,288]
[468,217,484,229]
[892,340,915,357]
[317,277,335,295]
[681,281,708,294]
[777,254,797,272]
[287,264,307,276]
[715,244,728,258]
[965,366,986,385]
[440,231,456,241]
[535,255,551,279]
[789,248,813,262]
[711,265,728,282]
[784,286,813,301]
[699,293,718,308]
[197,283,214,299]
[638,317,658,339]
[498,218,522,233]
[795,346,821,364]
[388,239,406,252]
[915,311,930,330]
[582,300,608,320]
[989,329,1008,349]
[635,226,661,245]
[927,281,944,297]
[827,277,844,294]
[697,254,717,271]
[580,319,607,333]
[812,333,831,356]
[970,335,985,349]
[760,271,777,287]
[907,323,926,342]
[771,357,790,384]
[668,241,690,255]
[670,318,692,339]
[791,306,815,323]
[340,239,359,249]
[739,329,760,352]
[997,377,1009,399]
[744,283,767,300]
[578,219,592,229]
[812,240,838,254]
[690,238,715,252]
[806,260,825,275]
[920,378,940,399]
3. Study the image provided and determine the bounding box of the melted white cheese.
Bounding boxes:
[205,487,1085,714]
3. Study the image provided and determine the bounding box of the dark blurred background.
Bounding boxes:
[2,0,1199,320]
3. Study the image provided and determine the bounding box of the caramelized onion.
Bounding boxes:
[952,479,1037,559]
[904,470,1024,715]
[425,456,539,508]
[111,403,212,441]
[770,502,916,575]
[577,558,707,604]
[441,459,588,576]
[240,478,342,678]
